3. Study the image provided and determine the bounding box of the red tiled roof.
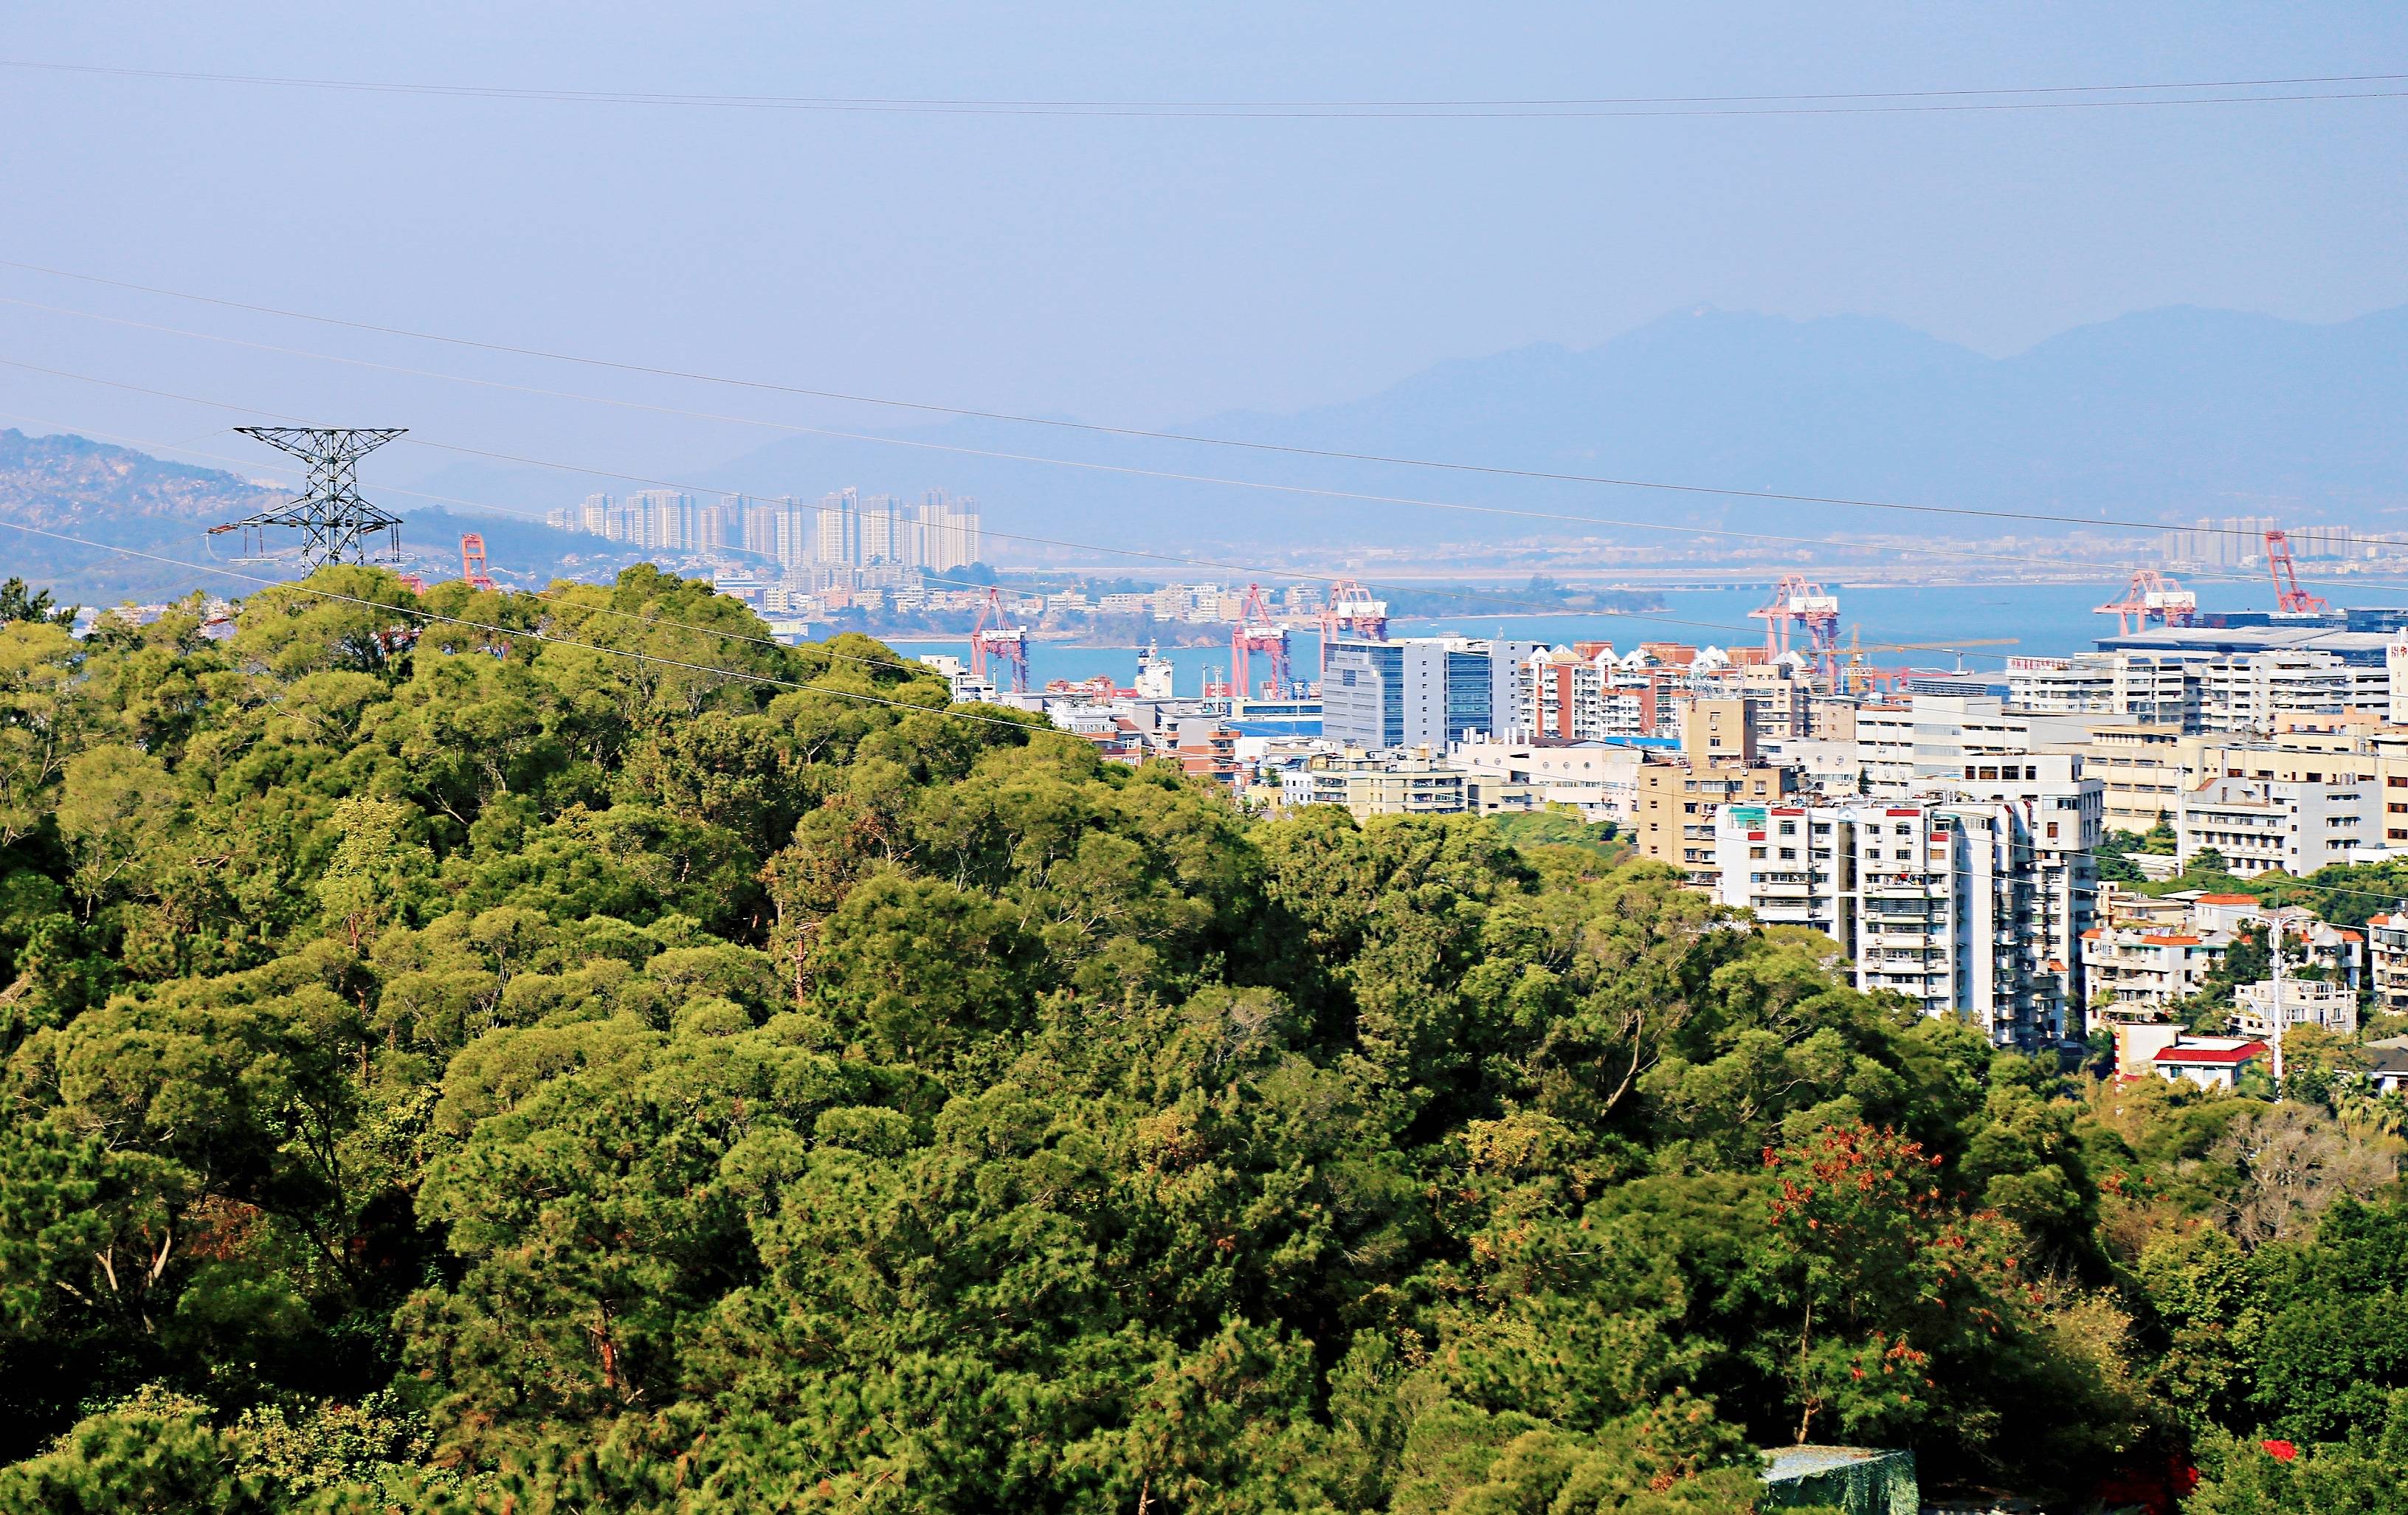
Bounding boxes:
[2197,894,2259,905]
[2141,934,2204,947]
[2156,1041,2268,1066]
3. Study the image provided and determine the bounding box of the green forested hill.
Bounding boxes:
[0,565,2403,1514]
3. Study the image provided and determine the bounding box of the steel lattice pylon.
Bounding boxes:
[210,427,407,567]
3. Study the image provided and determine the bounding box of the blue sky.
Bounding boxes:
[1,1,2404,496]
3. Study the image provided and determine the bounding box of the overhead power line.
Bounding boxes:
[2,58,2404,117]
[5,295,2398,599]
[16,513,2408,919]
[0,516,1046,731]
[17,348,2390,656]
[18,520,2408,919]
[4,336,2402,619]
[0,401,1849,652]
[0,260,2371,551]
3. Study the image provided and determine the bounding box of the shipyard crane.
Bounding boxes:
[460,534,497,592]
[968,585,1030,694]
[2263,529,2333,615]
[1840,628,2018,693]
[1230,583,1296,699]
[1316,578,1389,679]
[2093,569,2197,635]
[1749,573,1843,685]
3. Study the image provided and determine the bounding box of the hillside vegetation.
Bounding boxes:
[0,566,2401,1514]
[0,430,608,602]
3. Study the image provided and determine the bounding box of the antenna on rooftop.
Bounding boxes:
[209,427,406,568]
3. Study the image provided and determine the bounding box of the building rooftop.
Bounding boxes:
[1761,1446,1891,1480]
[2156,1038,2268,1066]
[2095,624,2401,666]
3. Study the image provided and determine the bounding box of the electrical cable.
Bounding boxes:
[7,365,2393,673]
[15,458,2408,928]
[0,403,1849,649]
[3,320,2395,610]
[0,362,2086,653]
[0,516,1057,732]
[2,58,2404,118]
[0,258,2381,553]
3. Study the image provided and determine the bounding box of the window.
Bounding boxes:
[1749,846,1766,859]
[1779,821,1795,836]
[1779,847,1797,860]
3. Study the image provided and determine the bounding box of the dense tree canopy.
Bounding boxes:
[0,567,2399,1513]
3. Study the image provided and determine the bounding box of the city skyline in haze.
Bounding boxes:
[1,1,2404,511]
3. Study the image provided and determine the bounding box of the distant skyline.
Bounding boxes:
[2,3,2404,510]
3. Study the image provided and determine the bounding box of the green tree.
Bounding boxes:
[1759,1120,2024,1446]
[0,577,76,629]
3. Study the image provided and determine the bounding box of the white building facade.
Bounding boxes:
[1712,793,2082,1049]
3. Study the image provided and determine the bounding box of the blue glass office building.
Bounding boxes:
[1322,637,1539,750]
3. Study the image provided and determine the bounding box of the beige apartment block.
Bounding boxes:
[1635,699,1795,888]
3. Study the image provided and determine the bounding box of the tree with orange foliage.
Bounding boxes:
[1761,1119,2027,1446]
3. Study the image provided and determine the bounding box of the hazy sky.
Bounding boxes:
[2,2,2404,501]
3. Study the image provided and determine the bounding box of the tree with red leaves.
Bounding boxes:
[1761,1119,2026,1445]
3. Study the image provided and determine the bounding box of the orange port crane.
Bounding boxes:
[2263,530,2332,614]
[968,585,1030,694]
[460,534,497,592]
[2093,569,2196,634]
[1316,578,1389,679]
[1230,583,1296,699]
[1748,573,1843,684]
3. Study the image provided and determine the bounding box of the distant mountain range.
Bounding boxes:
[703,303,2408,551]
[7,302,2406,602]
[0,429,605,604]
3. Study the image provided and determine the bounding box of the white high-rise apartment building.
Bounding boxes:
[2007,653,2198,727]
[2195,652,2390,735]
[1850,695,2096,796]
[858,495,903,565]
[917,490,982,572]
[1714,787,2092,1049]
[580,492,611,536]
[815,489,860,566]
[2009,649,2391,735]
[772,487,983,573]
[2176,774,2374,877]
[617,490,697,552]
[739,497,814,570]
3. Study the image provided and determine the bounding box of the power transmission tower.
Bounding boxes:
[210,427,407,568]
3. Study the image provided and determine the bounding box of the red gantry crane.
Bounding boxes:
[968,585,1030,694]
[2093,569,2198,635]
[1316,578,1390,680]
[1230,583,1296,699]
[1748,573,1843,685]
[460,533,497,591]
[2263,530,2332,615]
